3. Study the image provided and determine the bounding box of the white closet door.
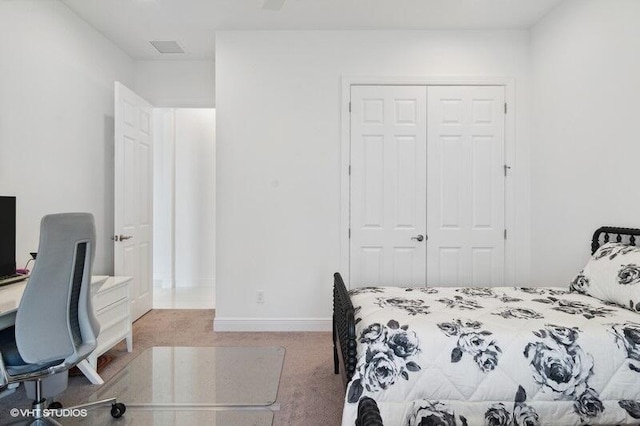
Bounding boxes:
[426,86,505,287]
[350,85,428,288]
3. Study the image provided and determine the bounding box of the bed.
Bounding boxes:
[333,226,640,425]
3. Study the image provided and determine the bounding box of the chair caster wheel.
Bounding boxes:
[48,401,63,409]
[111,402,126,418]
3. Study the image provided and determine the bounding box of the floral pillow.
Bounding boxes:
[570,242,640,313]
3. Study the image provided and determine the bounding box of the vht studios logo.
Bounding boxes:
[9,408,88,418]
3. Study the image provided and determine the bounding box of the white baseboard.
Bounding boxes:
[213,317,332,332]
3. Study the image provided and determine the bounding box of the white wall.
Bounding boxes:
[0,1,134,274]
[153,109,175,288]
[215,30,532,329]
[530,0,640,285]
[174,109,216,289]
[153,109,215,293]
[135,60,215,108]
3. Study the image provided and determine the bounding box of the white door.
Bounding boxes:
[350,85,428,287]
[426,86,505,286]
[114,82,153,320]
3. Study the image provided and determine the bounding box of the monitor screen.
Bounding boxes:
[0,196,16,277]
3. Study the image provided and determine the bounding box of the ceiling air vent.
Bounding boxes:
[149,41,185,54]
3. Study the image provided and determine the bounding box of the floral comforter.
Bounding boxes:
[341,286,640,426]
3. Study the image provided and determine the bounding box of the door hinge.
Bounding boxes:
[503,164,511,176]
[348,228,351,238]
[504,102,507,114]
[504,229,507,239]
[349,101,352,113]
[348,165,351,176]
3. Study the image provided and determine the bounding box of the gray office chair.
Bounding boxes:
[0,213,126,424]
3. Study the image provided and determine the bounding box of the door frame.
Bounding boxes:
[340,76,517,288]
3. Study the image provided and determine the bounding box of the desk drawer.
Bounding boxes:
[96,299,129,328]
[94,283,128,311]
[96,303,130,351]
[97,316,130,351]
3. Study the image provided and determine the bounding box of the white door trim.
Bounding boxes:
[340,76,517,289]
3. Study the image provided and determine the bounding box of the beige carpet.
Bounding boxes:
[0,310,345,426]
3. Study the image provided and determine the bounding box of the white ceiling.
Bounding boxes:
[61,0,564,60]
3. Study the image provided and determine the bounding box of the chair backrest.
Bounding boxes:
[15,213,100,365]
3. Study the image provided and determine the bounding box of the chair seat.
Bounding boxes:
[0,326,62,377]
[6,360,63,376]
[0,326,26,365]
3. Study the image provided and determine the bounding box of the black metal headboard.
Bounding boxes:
[591,226,640,254]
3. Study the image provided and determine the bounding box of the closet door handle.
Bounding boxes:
[411,234,425,242]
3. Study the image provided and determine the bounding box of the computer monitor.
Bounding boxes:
[0,196,17,277]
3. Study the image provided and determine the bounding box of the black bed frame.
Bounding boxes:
[333,271,358,386]
[333,226,640,419]
[591,226,640,254]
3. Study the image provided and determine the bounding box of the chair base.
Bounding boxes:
[6,378,126,425]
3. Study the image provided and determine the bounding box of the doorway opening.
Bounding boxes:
[153,108,215,309]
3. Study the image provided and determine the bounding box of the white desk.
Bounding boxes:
[0,275,130,385]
